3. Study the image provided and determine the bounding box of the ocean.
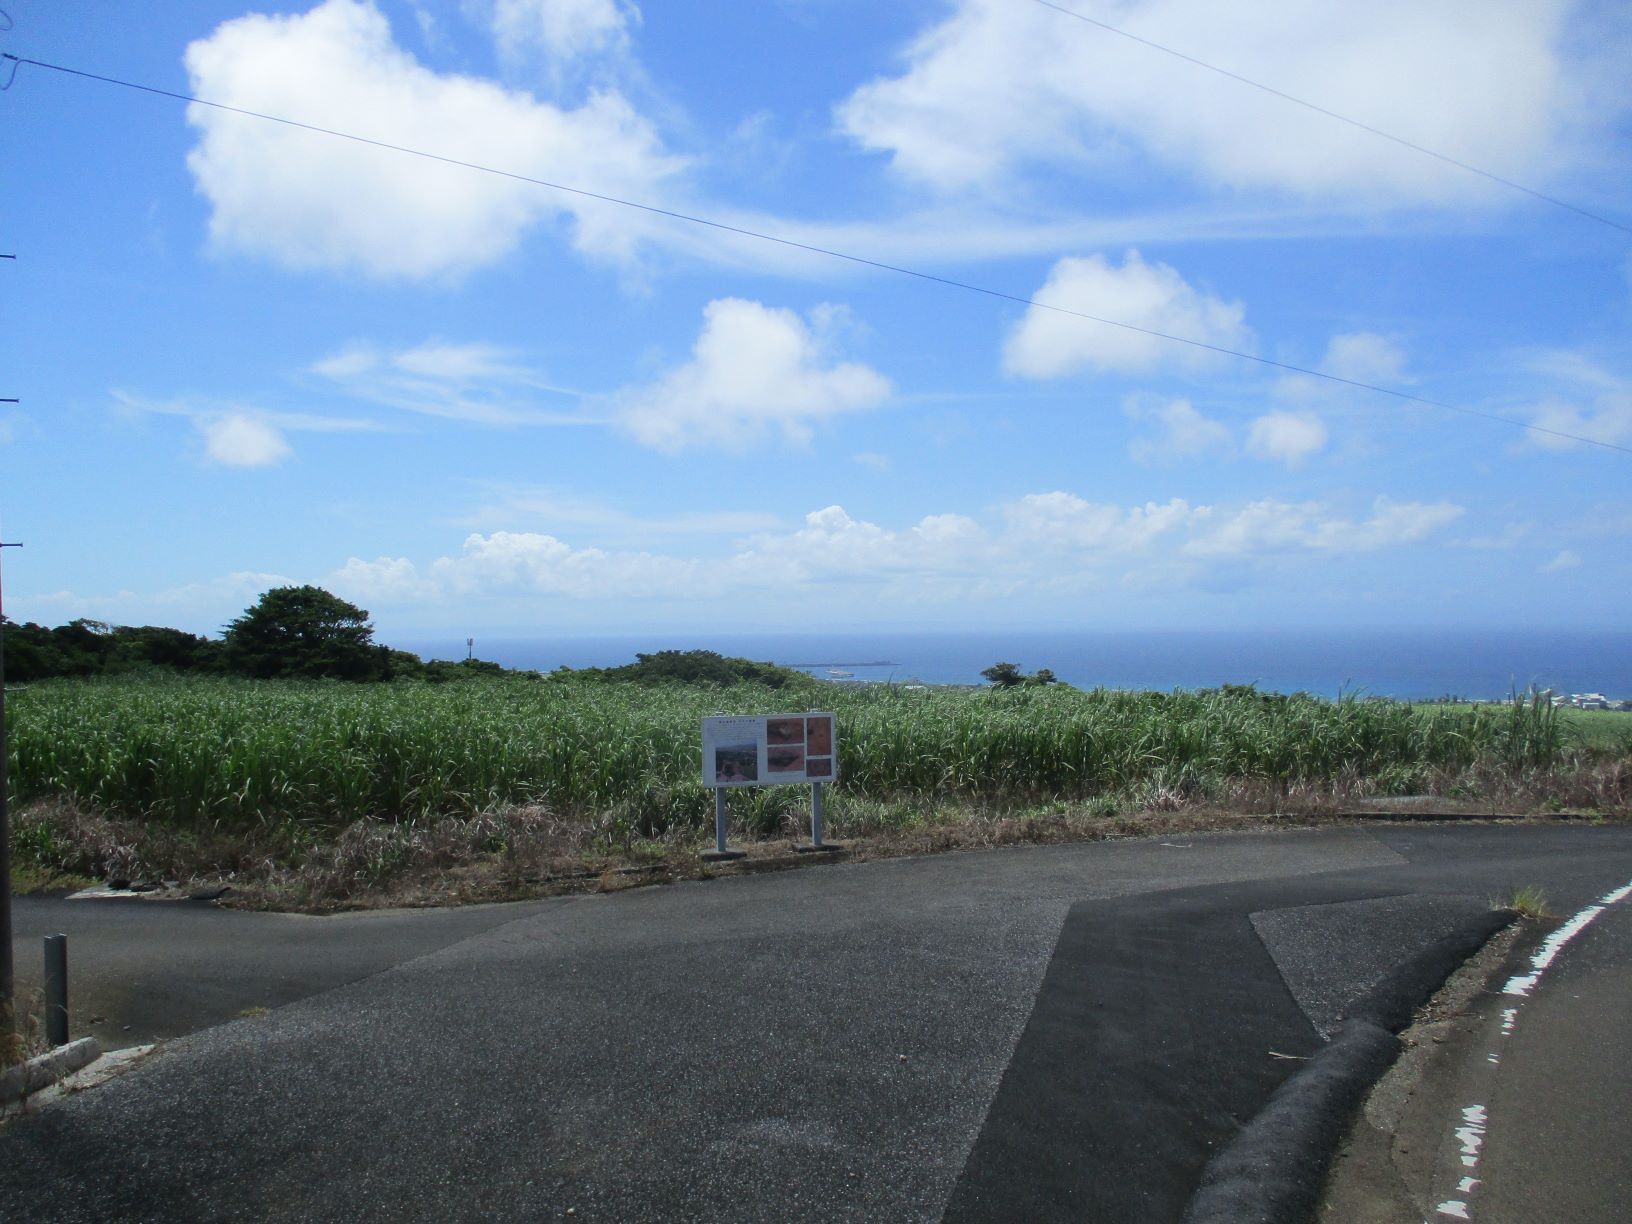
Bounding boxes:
[395,628,1632,702]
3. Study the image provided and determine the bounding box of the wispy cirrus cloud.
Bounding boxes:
[456,483,785,540]
[22,571,295,632]
[112,390,383,467]
[310,340,595,426]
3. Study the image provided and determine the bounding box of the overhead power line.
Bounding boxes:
[1026,0,1631,237]
[2,51,1628,457]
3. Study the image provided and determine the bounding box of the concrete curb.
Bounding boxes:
[1181,908,1517,1224]
[0,1037,102,1106]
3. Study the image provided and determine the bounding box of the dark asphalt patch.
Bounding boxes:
[943,883,1326,1223]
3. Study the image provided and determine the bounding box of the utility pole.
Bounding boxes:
[0,536,20,1032]
[1,248,17,1032]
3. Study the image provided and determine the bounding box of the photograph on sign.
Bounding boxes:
[713,742,758,785]
[768,745,806,774]
[806,715,833,755]
[767,717,804,745]
[701,713,838,787]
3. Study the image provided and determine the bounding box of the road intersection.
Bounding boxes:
[5,823,1630,1221]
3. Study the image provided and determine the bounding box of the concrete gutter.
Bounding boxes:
[1,1038,102,1108]
[1182,908,1517,1224]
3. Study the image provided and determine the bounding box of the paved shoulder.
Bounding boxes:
[8,894,572,1047]
[1478,901,1632,1220]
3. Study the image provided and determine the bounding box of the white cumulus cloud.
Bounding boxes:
[1004,251,1250,378]
[730,505,989,588]
[334,530,702,604]
[1522,396,1632,452]
[1246,410,1328,465]
[198,413,293,467]
[481,0,635,66]
[1276,332,1412,405]
[1186,496,1462,558]
[1538,549,1581,573]
[1003,492,1196,551]
[323,491,1468,617]
[184,0,682,280]
[1125,395,1232,463]
[837,0,1611,207]
[1322,333,1409,385]
[1512,352,1632,451]
[616,299,893,450]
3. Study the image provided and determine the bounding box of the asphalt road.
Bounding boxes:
[4,823,1631,1222]
[1336,882,1632,1223]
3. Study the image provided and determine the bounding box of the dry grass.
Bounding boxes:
[1503,885,1553,920]
[10,749,1625,913]
[2,988,51,1071]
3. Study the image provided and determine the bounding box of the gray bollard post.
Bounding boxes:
[44,933,68,1047]
[701,787,745,861]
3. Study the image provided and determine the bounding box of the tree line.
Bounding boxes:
[6,585,1053,691]
[1,586,499,684]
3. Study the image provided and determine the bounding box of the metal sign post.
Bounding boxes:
[793,779,842,854]
[702,787,746,862]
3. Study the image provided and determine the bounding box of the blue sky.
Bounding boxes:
[2,0,1629,641]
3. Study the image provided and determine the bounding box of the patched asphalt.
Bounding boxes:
[1252,894,1491,1038]
[4,823,1632,1222]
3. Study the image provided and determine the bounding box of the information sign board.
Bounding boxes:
[701,712,838,787]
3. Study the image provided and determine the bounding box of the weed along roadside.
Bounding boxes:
[1,646,1626,913]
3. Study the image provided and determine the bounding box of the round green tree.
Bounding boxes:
[223,586,388,680]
